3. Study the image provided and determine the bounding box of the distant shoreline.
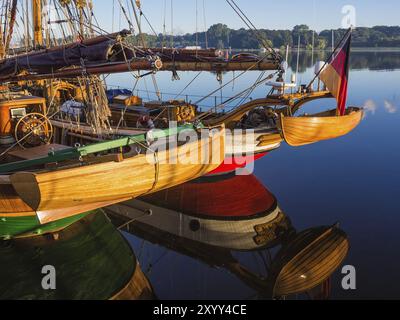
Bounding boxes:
[228,48,400,52]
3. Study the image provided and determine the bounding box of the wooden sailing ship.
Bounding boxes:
[0,211,154,300]
[0,0,363,239]
[0,1,227,233]
[0,0,285,175]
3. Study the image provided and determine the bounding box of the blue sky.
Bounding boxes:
[92,0,400,34]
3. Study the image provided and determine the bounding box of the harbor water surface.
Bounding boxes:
[108,51,400,299]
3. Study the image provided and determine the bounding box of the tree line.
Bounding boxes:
[131,24,400,49]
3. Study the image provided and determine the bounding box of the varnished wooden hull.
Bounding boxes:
[8,126,225,223]
[51,120,281,176]
[279,107,363,147]
[270,226,349,297]
[0,182,93,239]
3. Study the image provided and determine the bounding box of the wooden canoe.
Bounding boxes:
[8,126,225,221]
[279,107,363,147]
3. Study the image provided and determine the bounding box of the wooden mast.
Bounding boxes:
[25,0,31,48]
[76,0,86,39]
[0,1,6,59]
[4,0,17,55]
[32,0,43,48]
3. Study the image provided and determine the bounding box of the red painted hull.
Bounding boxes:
[140,171,276,219]
[208,152,267,175]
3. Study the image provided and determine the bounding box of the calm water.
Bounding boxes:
[107,51,400,300]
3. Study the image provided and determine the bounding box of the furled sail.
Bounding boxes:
[0,30,160,82]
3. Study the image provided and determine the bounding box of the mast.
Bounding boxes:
[76,0,86,39]
[0,1,6,59]
[4,0,17,54]
[131,0,146,47]
[32,0,43,48]
[25,0,31,48]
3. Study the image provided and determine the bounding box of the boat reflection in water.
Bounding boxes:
[0,212,154,300]
[106,172,349,299]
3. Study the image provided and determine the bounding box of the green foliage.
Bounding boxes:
[126,24,400,49]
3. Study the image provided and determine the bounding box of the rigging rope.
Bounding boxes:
[225,0,282,65]
[193,54,278,110]
[162,0,167,48]
[170,0,173,47]
[195,0,198,51]
[195,70,278,122]
[202,0,208,49]
[173,71,202,100]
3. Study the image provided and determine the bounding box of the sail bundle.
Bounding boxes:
[0,30,162,81]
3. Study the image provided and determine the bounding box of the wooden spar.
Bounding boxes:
[160,60,277,72]
[2,58,276,82]
[3,58,163,82]
[0,16,4,59]
[25,0,31,48]
[131,0,146,48]
[4,0,17,54]
[77,0,85,38]
[146,47,223,58]
[32,0,43,48]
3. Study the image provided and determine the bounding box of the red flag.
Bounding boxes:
[319,31,352,116]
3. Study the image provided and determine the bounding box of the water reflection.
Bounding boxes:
[0,212,154,300]
[286,51,400,72]
[106,172,349,300]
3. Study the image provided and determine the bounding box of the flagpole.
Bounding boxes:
[306,27,352,90]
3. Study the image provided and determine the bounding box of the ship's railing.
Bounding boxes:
[106,84,253,113]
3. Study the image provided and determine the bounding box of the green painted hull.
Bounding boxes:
[0,211,138,300]
[0,211,93,240]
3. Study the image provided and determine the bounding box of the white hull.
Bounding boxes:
[225,129,281,156]
[106,199,288,251]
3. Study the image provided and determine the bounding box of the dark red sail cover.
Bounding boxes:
[0,31,131,82]
[320,31,352,116]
